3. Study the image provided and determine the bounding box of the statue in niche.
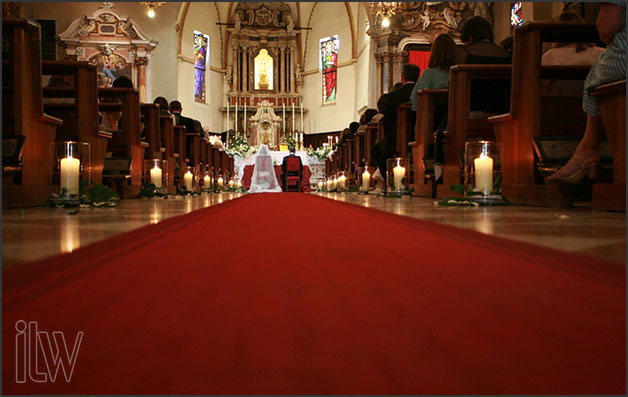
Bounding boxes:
[254,49,273,90]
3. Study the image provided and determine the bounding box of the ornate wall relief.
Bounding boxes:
[57,3,158,100]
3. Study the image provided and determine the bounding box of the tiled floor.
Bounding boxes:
[2,192,625,268]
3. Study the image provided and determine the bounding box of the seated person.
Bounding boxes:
[345,122,360,143]
[411,33,457,112]
[459,16,511,115]
[547,2,626,184]
[249,144,282,193]
[281,145,303,191]
[541,11,606,97]
[170,100,202,136]
[371,64,420,191]
[154,96,172,117]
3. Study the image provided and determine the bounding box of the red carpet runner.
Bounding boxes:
[2,194,625,394]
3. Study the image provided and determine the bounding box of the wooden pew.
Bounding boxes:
[173,125,187,181]
[98,87,143,198]
[488,21,600,207]
[364,121,379,167]
[42,60,108,185]
[3,19,61,208]
[410,89,448,197]
[395,103,416,159]
[157,114,176,191]
[439,64,512,196]
[343,138,355,176]
[141,103,161,161]
[354,128,366,168]
[185,131,200,170]
[590,80,626,211]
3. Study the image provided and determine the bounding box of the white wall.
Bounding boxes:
[302,1,358,133]
[177,2,225,132]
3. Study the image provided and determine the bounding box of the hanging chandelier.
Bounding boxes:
[137,2,166,18]
[369,2,402,27]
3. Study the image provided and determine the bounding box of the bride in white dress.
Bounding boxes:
[248,144,283,193]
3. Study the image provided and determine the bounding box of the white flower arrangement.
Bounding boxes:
[307,146,334,161]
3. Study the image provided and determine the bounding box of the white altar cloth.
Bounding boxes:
[234,151,321,182]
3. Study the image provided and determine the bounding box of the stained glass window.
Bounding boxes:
[194,31,209,102]
[320,35,339,104]
[511,2,523,28]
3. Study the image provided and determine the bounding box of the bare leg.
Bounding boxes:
[554,115,604,178]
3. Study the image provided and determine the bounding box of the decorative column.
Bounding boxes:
[382,53,392,94]
[289,45,296,94]
[280,47,286,94]
[232,44,239,94]
[243,45,249,93]
[135,56,149,103]
[374,53,384,98]
[393,50,404,85]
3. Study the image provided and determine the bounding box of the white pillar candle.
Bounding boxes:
[150,165,163,188]
[362,168,370,191]
[338,175,346,189]
[60,156,80,195]
[326,178,332,190]
[226,98,229,131]
[300,101,304,132]
[184,170,193,191]
[474,153,494,194]
[235,99,238,132]
[244,97,247,132]
[236,181,242,189]
[292,101,295,133]
[217,177,224,187]
[332,176,338,190]
[204,174,211,189]
[228,180,235,188]
[317,181,323,190]
[393,164,406,190]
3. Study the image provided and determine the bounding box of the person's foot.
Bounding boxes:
[545,153,600,185]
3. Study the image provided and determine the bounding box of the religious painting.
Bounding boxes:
[511,2,523,28]
[91,53,131,88]
[254,49,273,91]
[194,31,209,102]
[320,35,338,104]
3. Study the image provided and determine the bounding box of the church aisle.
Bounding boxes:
[3,193,625,268]
[2,193,624,394]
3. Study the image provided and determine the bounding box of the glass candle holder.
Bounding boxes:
[331,175,338,192]
[51,141,91,204]
[464,140,501,203]
[357,166,372,193]
[144,159,167,191]
[182,166,197,192]
[336,171,347,192]
[216,174,225,191]
[202,171,212,192]
[325,176,333,192]
[386,157,410,196]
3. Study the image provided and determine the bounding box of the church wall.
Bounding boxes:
[353,2,377,113]
[302,2,359,133]
[177,2,225,132]
[29,2,180,102]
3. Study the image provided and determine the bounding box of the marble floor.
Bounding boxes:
[2,192,625,268]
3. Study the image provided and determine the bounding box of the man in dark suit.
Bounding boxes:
[281,146,303,191]
[169,100,201,135]
[170,100,203,159]
[371,64,420,188]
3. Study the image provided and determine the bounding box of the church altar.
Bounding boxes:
[234,150,323,183]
